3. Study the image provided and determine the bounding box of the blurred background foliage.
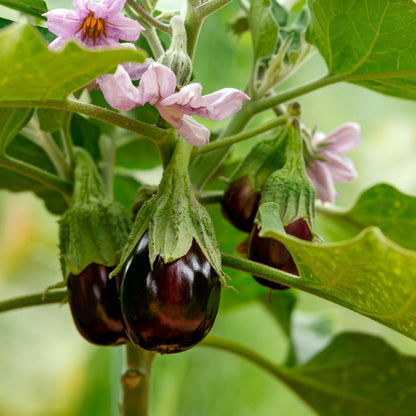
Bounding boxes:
[1,1,416,415]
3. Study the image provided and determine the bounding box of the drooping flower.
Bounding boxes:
[98,62,250,146]
[305,123,360,203]
[43,0,144,50]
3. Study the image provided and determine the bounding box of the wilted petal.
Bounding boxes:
[323,151,358,183]
[123,58,154,81]
[176,116,210,147]
[98,65,141,111]
[138,63,176,105]
[43,10,82,38]
[307,161,338,204]
[200,88,250,120]
[105,15,144,41]
[323,122,361,153]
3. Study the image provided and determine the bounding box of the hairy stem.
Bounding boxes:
[0,154,72,195]
[251,74,341,114]
[196,0,233,17]
[126,0,171,34]
[39,130,70,178]
[142,25,165,59]
[0,290,67,313]
[119,344,156,416]
[62,112,76,170]
[196,114,288,155]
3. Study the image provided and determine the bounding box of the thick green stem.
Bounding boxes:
[184,5,203,60]
[198,190,224,205]
[0,290,67,313]
[251,74,341,115]
[195,0,233,17]
[62,112,76,170]
[196,114,288,155]
[0,154,72,195]
[119,344,156,416]
[2,100,170,143]
[39,130,70,178]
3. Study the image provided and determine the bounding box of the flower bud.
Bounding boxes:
[158,15,192,86]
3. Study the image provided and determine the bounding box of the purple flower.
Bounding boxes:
[43,0,144,50]
[306,123,360,203]
[98,62,250,146]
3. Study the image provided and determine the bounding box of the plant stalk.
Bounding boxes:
[0,290,67,313]
[119,344,157,416]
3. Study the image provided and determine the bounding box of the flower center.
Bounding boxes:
[82,12,105,39]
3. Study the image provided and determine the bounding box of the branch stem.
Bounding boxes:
[251,74,341,114]
[196,114,288,155]
[0,290,67,313]
[126,0,171,34]
[0,154,72,195]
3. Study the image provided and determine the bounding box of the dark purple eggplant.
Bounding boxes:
[249,218,311,290]
[67,263,128,346]
[221,176,260,233]
[121,233,221,354]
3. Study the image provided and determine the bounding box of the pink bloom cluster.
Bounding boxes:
[43,0,144,50]
[306,123,360,203]
[98,63,250,146]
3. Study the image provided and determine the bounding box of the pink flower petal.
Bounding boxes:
[200,88,250,120]
[159,83,205,114]
[72,0,88,13]
[101,0,126,17]
[307,161,338,204]
[324,122,361,153]
[105,15,144,41]
[43,10,82,38]
[323,151,358,183]
[138,63,176,105]
[98,65,141,111]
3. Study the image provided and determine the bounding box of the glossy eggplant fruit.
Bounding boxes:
[249,218,311,290]
[121,233,221,354]
[221,176,260,233]
[67,263,128,346]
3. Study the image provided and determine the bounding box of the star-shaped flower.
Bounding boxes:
[43,0,144,50]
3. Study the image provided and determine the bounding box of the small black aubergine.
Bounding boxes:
[221,176,261,233]
[67,263,128,346]
[249,218,311,290]
[120,233,221,354]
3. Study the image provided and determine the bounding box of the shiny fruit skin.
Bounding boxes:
[249,218,311,290]
[221,176,260,233]
[120,233,221,354]
[67,263,128,346]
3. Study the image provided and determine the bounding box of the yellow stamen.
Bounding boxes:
[82,12,105,39]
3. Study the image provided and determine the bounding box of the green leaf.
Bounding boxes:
[113,170,142,210]
[259,202,416,341]
[0,134,67,214]
[0,0,47,19]
[320,184,416,251]
[306,0,416,100]
[71,114,101,163]
[116,136,161,170]
[0,108,33,154]
[0,22,145,105]
[283,332,416,415]
[249,0,279,60]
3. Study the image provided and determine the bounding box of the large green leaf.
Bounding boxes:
[283,332,416,415]
[258,202,416,341]
[249,0,279,60]
[319,184,416,251]
[0,0,47,19]
[0,22,144,105]
[0,108,33,154]
[306,0,416,100]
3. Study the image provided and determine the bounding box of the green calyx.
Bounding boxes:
[158,15,193,87]
[112,138,225,283]
[59,148,131,276]
[257,116,315,232]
